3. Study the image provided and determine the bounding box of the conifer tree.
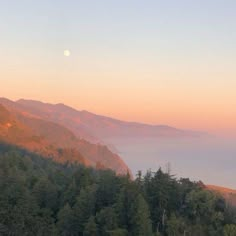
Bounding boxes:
[83,216,97,236]
[130,194,153,236]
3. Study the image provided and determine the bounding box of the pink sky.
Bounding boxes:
[1,69,236,136]
[1,1,236,136]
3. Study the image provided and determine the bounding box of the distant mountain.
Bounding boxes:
[0,97,204,176]
[0,97,100,143]
[14,99,202,144]
[207,185,236,206]
[0,101,130,176]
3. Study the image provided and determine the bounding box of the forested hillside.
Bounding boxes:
[0,142,236,236]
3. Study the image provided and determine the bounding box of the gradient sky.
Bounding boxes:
[1,0,236,135]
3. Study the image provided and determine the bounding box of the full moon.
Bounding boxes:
[64,50,71,57]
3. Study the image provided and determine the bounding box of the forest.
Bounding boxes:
[0,142,236,236]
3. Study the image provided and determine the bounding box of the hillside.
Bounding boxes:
[207,185,236,206]
[0,103,130,175]
[12,99,202,143]
[0,142,235,236]
[0,98,100,143]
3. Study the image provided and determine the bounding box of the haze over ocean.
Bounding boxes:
[108,137,236,189]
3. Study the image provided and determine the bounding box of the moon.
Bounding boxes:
[64,50,71,57]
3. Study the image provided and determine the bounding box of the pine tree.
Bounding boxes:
[57,203,75,236]
[166,213,186,236]
[73,185,97,234]
[130,194,153,236]
[83,216,97,236]
[96,207,118,236]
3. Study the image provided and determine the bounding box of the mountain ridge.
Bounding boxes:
[0,102,131,176]
[14,98,204,142]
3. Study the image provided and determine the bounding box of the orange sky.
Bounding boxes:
[1,1,236,136]
[1,64,236,136]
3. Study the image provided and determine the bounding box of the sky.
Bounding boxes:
[1,0,236,135]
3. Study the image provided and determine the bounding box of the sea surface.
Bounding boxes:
[108,137,236,189]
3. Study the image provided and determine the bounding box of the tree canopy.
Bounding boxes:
[0,142,235,235]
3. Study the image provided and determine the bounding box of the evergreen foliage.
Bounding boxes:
[0,142,235,235]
